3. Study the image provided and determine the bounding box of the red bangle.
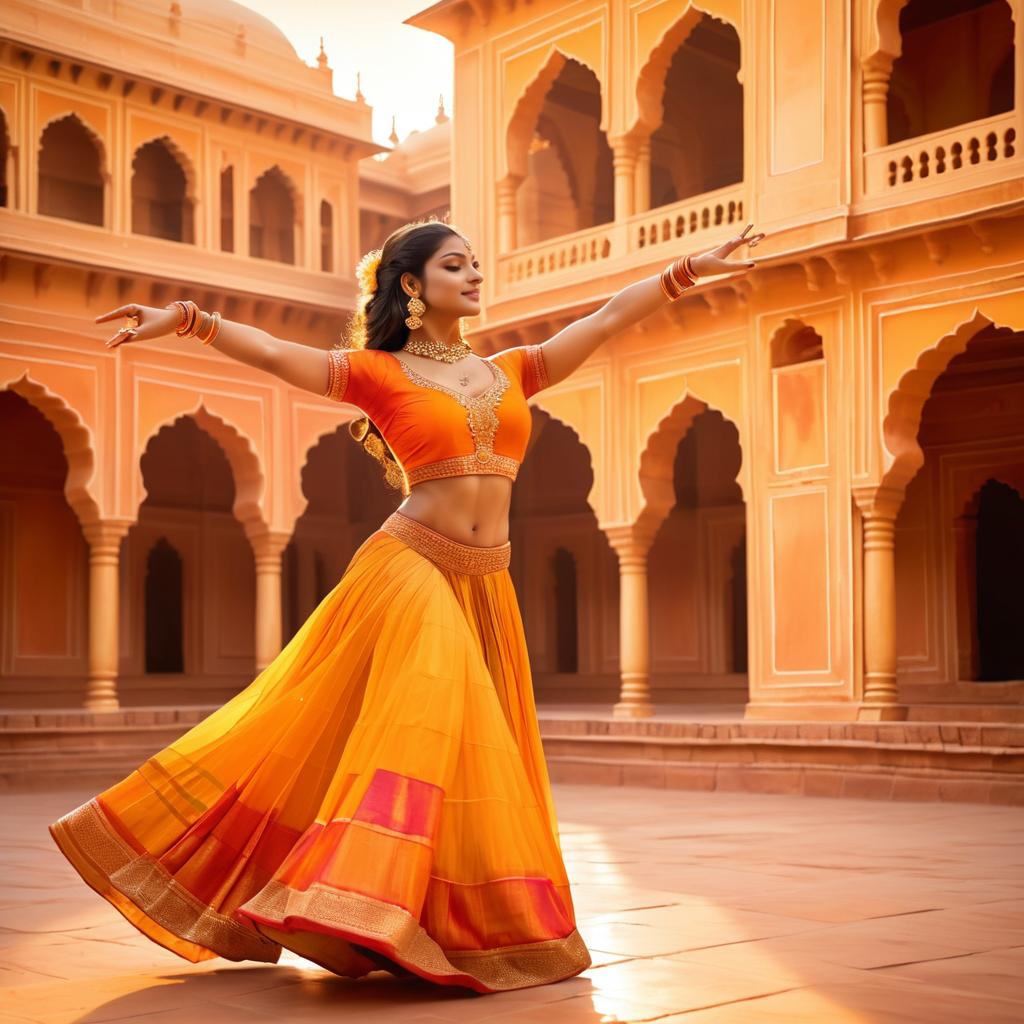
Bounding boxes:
[670,262,694,290]
[660,271,681,300]
[661,266,683,300]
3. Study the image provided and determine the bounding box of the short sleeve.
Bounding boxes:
[495,344,550,399]
[324,347,384,412]
[522,344,550,398]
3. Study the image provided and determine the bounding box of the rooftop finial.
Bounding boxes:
[388,114,399,145]
[435,93,449,124]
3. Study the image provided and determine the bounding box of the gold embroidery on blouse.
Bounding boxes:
[405,453,521,487]
[389,355,510,465]
[525,344,549,392]
[324,348,350,402]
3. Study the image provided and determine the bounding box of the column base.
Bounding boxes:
[612,700,654,719]
[744,701,909,722]
[84,679,120,711]
[856,702,909,722]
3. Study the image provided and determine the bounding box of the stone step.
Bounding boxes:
[538,724,1024,806]
[0,745,171,791]
[537,717,1024,747]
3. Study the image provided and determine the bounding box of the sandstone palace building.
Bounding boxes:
[1,1,1022,740]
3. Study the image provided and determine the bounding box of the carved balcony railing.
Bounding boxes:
[626,181,746,255]
[495,181,747,295]
[864,109,1019,195]
[498,221,616,291]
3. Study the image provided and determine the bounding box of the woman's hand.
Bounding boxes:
[96,303,180,349]
[691,222,766,278]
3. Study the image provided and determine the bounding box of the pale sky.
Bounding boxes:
[235,0,454,151]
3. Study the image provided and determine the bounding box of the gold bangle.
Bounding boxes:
[176,300,201,337]
[684,254,698,280]
[198,311,221,345]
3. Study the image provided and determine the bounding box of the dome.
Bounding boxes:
[189,0,298,58]
[137,0,301,61]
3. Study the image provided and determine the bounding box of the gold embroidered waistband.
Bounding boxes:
[380,511,511,575]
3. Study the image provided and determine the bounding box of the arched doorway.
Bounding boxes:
[282,428,401,643]
[126,416,257,705]
[894,324,1024,696]
[512,57,614,247]
[510,408,616,701]
[0,391,89,708]
[647,407,747,703]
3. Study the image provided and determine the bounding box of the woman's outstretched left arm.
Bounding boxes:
[538,222,766,389]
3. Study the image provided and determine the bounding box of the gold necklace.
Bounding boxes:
[402,334,474,386]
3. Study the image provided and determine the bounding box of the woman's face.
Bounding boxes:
[411,237,484,315]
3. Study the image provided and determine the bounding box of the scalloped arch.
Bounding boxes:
[249,162,303,221]
[505,48,606,181]
[633,3,742,135]
[866,0,1018,66]
[882,308,1022,495]
[636,390,745,537]
[37,111,108,179]
[526,401,601,517]
[131,133,200,200]
[1,371,101,526]
[769,316,826,367]
[136,401,268,534]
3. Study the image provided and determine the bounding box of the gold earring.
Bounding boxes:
[405,293,426,330]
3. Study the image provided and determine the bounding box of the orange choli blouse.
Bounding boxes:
[323,344,550,487]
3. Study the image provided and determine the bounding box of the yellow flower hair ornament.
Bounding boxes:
[355,247,383,301]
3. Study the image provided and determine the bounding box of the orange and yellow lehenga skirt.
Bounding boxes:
[48,510,591,993]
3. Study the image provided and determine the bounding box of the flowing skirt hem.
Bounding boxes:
[48,794,591,994]
[238,879,591,994]
[48,798,280,966]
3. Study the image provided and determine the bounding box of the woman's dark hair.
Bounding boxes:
[337,217,471,494]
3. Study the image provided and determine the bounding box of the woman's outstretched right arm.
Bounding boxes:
[96,302,333,398]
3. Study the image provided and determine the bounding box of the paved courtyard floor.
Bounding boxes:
[1,783,1022,1023]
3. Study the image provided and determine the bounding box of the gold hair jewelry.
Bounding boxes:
[356,248,383,296]
[404,293,426,329]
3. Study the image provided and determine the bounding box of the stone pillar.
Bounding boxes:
[606,521,658,718]
[249,530,292,672]
[853,488,907,720]
[862,55,894,151]
[497,174,522,253]
[81,519,133,711]
[609,134,637,223]
[633,136,651,215]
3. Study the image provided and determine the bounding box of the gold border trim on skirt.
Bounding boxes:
[380,510,511,575]
[238,878,591,993]
[48,798,281,965]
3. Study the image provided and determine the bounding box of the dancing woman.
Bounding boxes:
[49,218,764,993]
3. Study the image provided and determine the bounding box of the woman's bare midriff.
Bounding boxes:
[396,474,513,547]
